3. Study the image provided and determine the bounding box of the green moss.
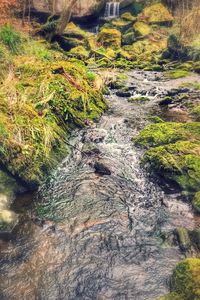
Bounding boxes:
[133,22,151,37]
[148,116,164,123]
[159,292,183,300]
[121,12,137,22]
[165,69,190,79]
[192,191,200,213]
[122,32,136,45]
[180,82,200,91]
[144,141,200,192]
[111,18,132,29]
[70,45,90,59]
[175,227,191,251]
[171,258,200,300]
[142,3,173,24]
[98,28,121,49]
[192,105,200,121]
[128,96,150,102]
[0,29,107,187]
[134,122,200,147]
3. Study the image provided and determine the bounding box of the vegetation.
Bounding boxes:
[160,258,200,300]
[0,26,107,187]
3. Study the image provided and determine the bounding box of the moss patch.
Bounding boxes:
[192,191,200,213]
[165,69,190,79]
[0,27,107,187]
[141,3,173,24]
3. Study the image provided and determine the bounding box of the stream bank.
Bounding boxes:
[1,70,200,300]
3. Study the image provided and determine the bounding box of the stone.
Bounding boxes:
[141,3,173,24]
[175,227,191,252]
[98,28,121,49]
[133,21,151,37]
[94,160,112,175]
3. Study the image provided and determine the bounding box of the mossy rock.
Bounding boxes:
[192,191,200,213]
[122,31,136,45]
[165,69,191,79]
[141,3,173,25]
[144,141,200,192]
[116,87,131,97]
[143,64,163,71]
[124,38,167,62]
[175,227,191,252]
[70,46,90,59]
[148,116,164,123]
[63,22,88,39]
[134,122,200,147]
[133,21,151,37]
[121,12,137,22]
[190,228,200,250]
[170,258,200,300]
[0,33,108,187]
[192,105,200,121]
[111,18,132,30]
[194,62,200,74]
[98,28,121,49]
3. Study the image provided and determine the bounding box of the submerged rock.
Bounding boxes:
[94,160,112,175]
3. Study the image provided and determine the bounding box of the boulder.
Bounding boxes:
[133,21,151,37]
[98,28,121,49]
[141,3,173,24]
[94,160,112,175]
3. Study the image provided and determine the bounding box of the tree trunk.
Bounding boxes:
[56,0,78,35]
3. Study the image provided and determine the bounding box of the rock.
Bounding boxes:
[94,160,112,175]
[159,96,173,106]
[121,12,137,22]
[98,28,121,49]
[116,87,132,97]
[192,105,200,121]
[175,227,191,252]
[32,0,106,18]
[82,143,101,155]
[109,80,125,90]
[141,3,173,25]
[122,31,136,45]
[133,21,151,38]
[192,191,200,213]
[190,228,200,250]
[70,46,90,59]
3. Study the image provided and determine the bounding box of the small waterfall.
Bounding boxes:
[104,2,120,19]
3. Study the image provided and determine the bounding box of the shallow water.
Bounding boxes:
[0,71,199,300]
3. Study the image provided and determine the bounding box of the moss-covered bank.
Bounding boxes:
[0,25,107,188]
[160,258,200,300]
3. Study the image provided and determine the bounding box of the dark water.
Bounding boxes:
[0,71,198,300]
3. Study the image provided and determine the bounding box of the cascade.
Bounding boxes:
[104,2,120,19]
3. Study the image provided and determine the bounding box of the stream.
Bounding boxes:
[0,70,199,300]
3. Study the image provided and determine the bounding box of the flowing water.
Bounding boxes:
[104,2,120,19]
[0,71,199,300]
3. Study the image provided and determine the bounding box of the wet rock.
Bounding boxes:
[82,143,101,155]
[175,227,191,252]
[94,160,112,175]
[159,96,173,106]
[190,229,200,250]
[116,87,132,97]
